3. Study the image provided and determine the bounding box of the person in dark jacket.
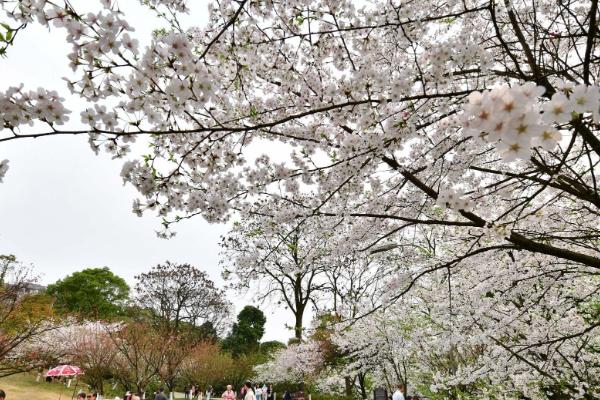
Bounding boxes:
[155,388,168,400]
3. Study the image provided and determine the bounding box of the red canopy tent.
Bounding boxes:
[46,365,84,377]
[45,365,84,400]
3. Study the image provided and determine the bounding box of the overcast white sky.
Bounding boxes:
[0,0,294,343]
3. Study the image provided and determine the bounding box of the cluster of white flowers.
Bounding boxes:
[461,82,600,161]
[1,86,71,128]
[254,341,324,384]
[80,104,117,130]
[436,187,474,211]
[11,320,121,364]
[144,0,189,12]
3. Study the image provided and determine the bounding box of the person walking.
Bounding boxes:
[0,389,6,400]
[255,385,262,400]
[222,385,236,400]
[392,385,405,400]
[243,382,255,400]
[261,384,267,400]
[155,388,168,400]
[283,391,291,400]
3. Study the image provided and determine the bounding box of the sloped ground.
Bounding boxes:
[0,372,85,400]
[0,373,189,400]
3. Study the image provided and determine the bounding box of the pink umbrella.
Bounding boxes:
[46,365,84,377]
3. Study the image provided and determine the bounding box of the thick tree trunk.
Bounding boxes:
[344,376,353,397]
[294,309,304,340]
[357,373,367,399]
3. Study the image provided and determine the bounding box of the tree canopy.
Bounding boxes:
[46,267,130,319]
[0,255,56,377]
[134,261,231,336]
[222,305,266,356]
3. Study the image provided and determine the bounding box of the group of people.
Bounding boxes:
[239,381,271,400]
[184,384,213,400]
[182,382,274,400]
[243,383,272,400]
[220,382,273,400]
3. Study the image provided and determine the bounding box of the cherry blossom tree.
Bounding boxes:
[108,322,169,396]
[221,202,335,340]
[332,266,600,398]
[2,0,600,395]
[70,322,120,395]
[254,340,324,386]
[21,322,121,394]
[221,199,401,339]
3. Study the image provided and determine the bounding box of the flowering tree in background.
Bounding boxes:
[70,322,120,394]
[2,0,600,396]
[0,255,57,377]
[222,199,402,339]
[21,322,121,393]
[255,340,324,386]
[109,322,169,396]
[332,267,600,398]
[221,201,335,340]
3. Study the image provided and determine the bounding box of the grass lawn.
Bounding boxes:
[0,373,191,400]
[0,372,87,400]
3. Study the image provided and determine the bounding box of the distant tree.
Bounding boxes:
[0,255,57,377]
[109,322,168,396]
[221,206,333,340]
[18,321,121,393]
[182,341,257,391]
[222,305,266,356]
[196,321,218,342]
[134,262,231,336]
[260,340,286,355]
[158,333,194,395]
[46,267,130,319]
[182,341,235,390]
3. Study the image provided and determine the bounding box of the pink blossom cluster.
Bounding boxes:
[1,86,70,128]
[254,341,324,384]
[435,187,474,211]
[461,82,600,160]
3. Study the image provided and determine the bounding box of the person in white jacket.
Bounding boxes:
[243,382,255,400]
[392,385,405,400]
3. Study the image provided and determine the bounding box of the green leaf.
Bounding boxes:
[249,105,258,118]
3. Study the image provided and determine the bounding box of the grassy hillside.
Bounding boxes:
[0,373,191,400]
[0,372,88,400]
